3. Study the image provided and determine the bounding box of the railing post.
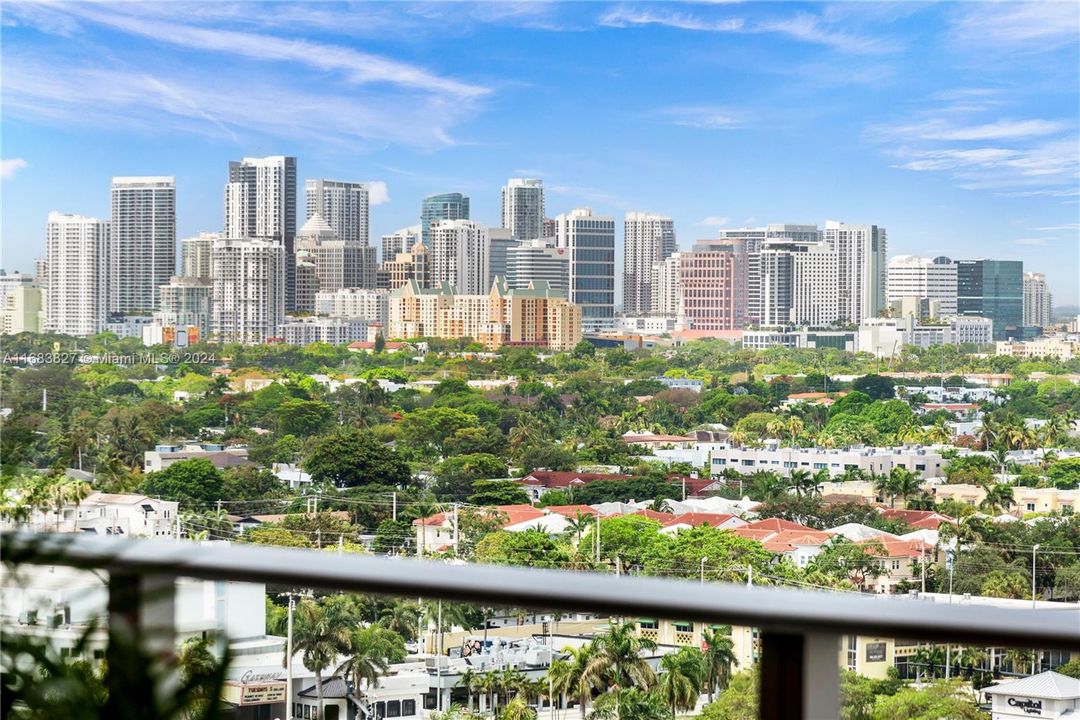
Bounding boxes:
[760,632,839,720]
[105,571,177,719]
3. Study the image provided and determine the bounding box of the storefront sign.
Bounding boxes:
[865,643,886,662]
[1007,697,1043,715]
[223,681,287,706]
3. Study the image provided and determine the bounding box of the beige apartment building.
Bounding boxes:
[389,278,581,351]
[933,484,1079,515]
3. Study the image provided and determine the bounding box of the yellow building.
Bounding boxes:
[389,277,582,351]
[933,484,1079,514]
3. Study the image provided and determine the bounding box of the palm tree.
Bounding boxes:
[547,658,574,720]
[840,466,867,483]
[889,467,922,508]
[911,645,945,681]
[955,646,987,678]
[980,484,1015,515]
[566,512,593,547]
[700,626,737,702]
[787,470,816,498]
[657,647,705,715]
[292,598,355,719]
[1003,648,1036,676]
[583,621,657,707]
[459,668,479,714]
[874,473,899,508]
[785,417,805,445]
[499,696,536,720]
[561,644,596,720]
[337,624,397,706]
[924,419,954,445]
[380,599,422,642]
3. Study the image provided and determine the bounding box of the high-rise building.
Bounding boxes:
[152,276,213,343]
[506,241,569,292]
[650,253,681,317]
[429,219,488,295]
[45,213,109,337]
[956,259,1024,341]
[1,286,44,335]
[225,156,297,307]
[622,212,676,316]
[211,238,285,343]
[885,255,957,318]
[678,240,747,331]
[109,176,176,313]
[1023,272,1052,329]
[720,224,821,324]
[420,193,469,247]
[759,240,839,326]
[556,208,616,334]
[824,220,887,323]
[500,178,545,241]
[305,179,369,247]
[315,288,390,325]
[181,232,221,279]
[380,242,430,291]
[486,228,517,292]
[381,225,421,264]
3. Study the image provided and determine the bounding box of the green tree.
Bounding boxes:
[139,458,223,506]
[869,679,981,720]
[701,627,738,702]
[474,529,571,568]
[980,570,1028,599]
[435,454,509,500]
[399,407,479,455]
[809,538,886,588]
[337,624,404,705]
[372,519,413,555]
[293,597,356,719]
[583,621,658,699]
[657,647,705,714]
[468,479,530,506]
[276,398,333,436]
[304,429,411,488]
[700,668,758,720]
[1047,457,1080,490]
[593,515,663,568]
[852,374,895,401]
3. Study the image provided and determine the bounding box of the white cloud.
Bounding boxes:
[0,158,28,180]
[699,216,731,227]
[1014,237,1054,246]
[657,106,743,130]
[951,2,1080,51]
[1035,224,1080,231]
[367,181,390,206]
[597,5,898,54]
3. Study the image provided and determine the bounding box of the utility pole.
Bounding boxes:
[392,492,397,521]
[1032,544,1040,608]
[594,516,601,565]
[452,503,460,556]
[746,564,752,589]
[286,594,296,720]
[700,556,708,584]
[920,544,926,593]
[615,556,621,578]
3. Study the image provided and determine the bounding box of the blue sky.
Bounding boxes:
[2,1,1078,303]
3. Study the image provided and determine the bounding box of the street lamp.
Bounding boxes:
[700,556,709,584]
[1032,544,1040,608]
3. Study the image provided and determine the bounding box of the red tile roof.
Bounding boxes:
[519,471,630,489]
[544,505,600,518]
[730,527,777,542]
[414,504,544,527]
[746,518,818,534]
[860,537,931,559]
[661,512,740,529]
[762,529,833,553]
[628,509,673,522]
[880,509,955,527]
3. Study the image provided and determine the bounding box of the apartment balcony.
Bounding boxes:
[3,532,1078,720]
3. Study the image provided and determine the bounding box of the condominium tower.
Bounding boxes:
[1022,272,1052,329]
[679,239,747,331]
[181,232,221,280]
[109,176,176,313]
[45,212,109,337]
[211,238,286,343]
[556,207,616,333]
[956,259,1023,341]
[759,240,839,326]
[500,178,545,241]
[305,179,369,247]
[824,220,887,323]
[885,255,957,318]
[429,219,489,295]
[420,193,469,247]
[381,225,421,264]
[623,212,676,316]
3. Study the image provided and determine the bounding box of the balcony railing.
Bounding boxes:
[4,531,1079,720]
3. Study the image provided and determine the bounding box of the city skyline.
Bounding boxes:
[1,2,1077,303]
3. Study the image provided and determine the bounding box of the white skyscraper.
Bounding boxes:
[109,176,175,313]
[305,179,369,247]
[650,253,682,317]
[381,225,422,264]
[500,178,545,241]
[622,212,676,316]
[225,156,297,306]
[556,208,616,333]
[211,238,285,343]
[759,240,839,326]
[1023,272,1052,328]
[824,220,887,323]
[886,255,957,318]
[181,232,221,279]
[506,241,569,292]
[486,228,517,291]
[429,219,489,295]
[720,224,820,324]
[45,212,109,337]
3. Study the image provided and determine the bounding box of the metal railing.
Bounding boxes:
[4,532,1080,719]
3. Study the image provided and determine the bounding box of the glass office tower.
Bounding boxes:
[956,259,1023,340]
[420,193,470,248]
